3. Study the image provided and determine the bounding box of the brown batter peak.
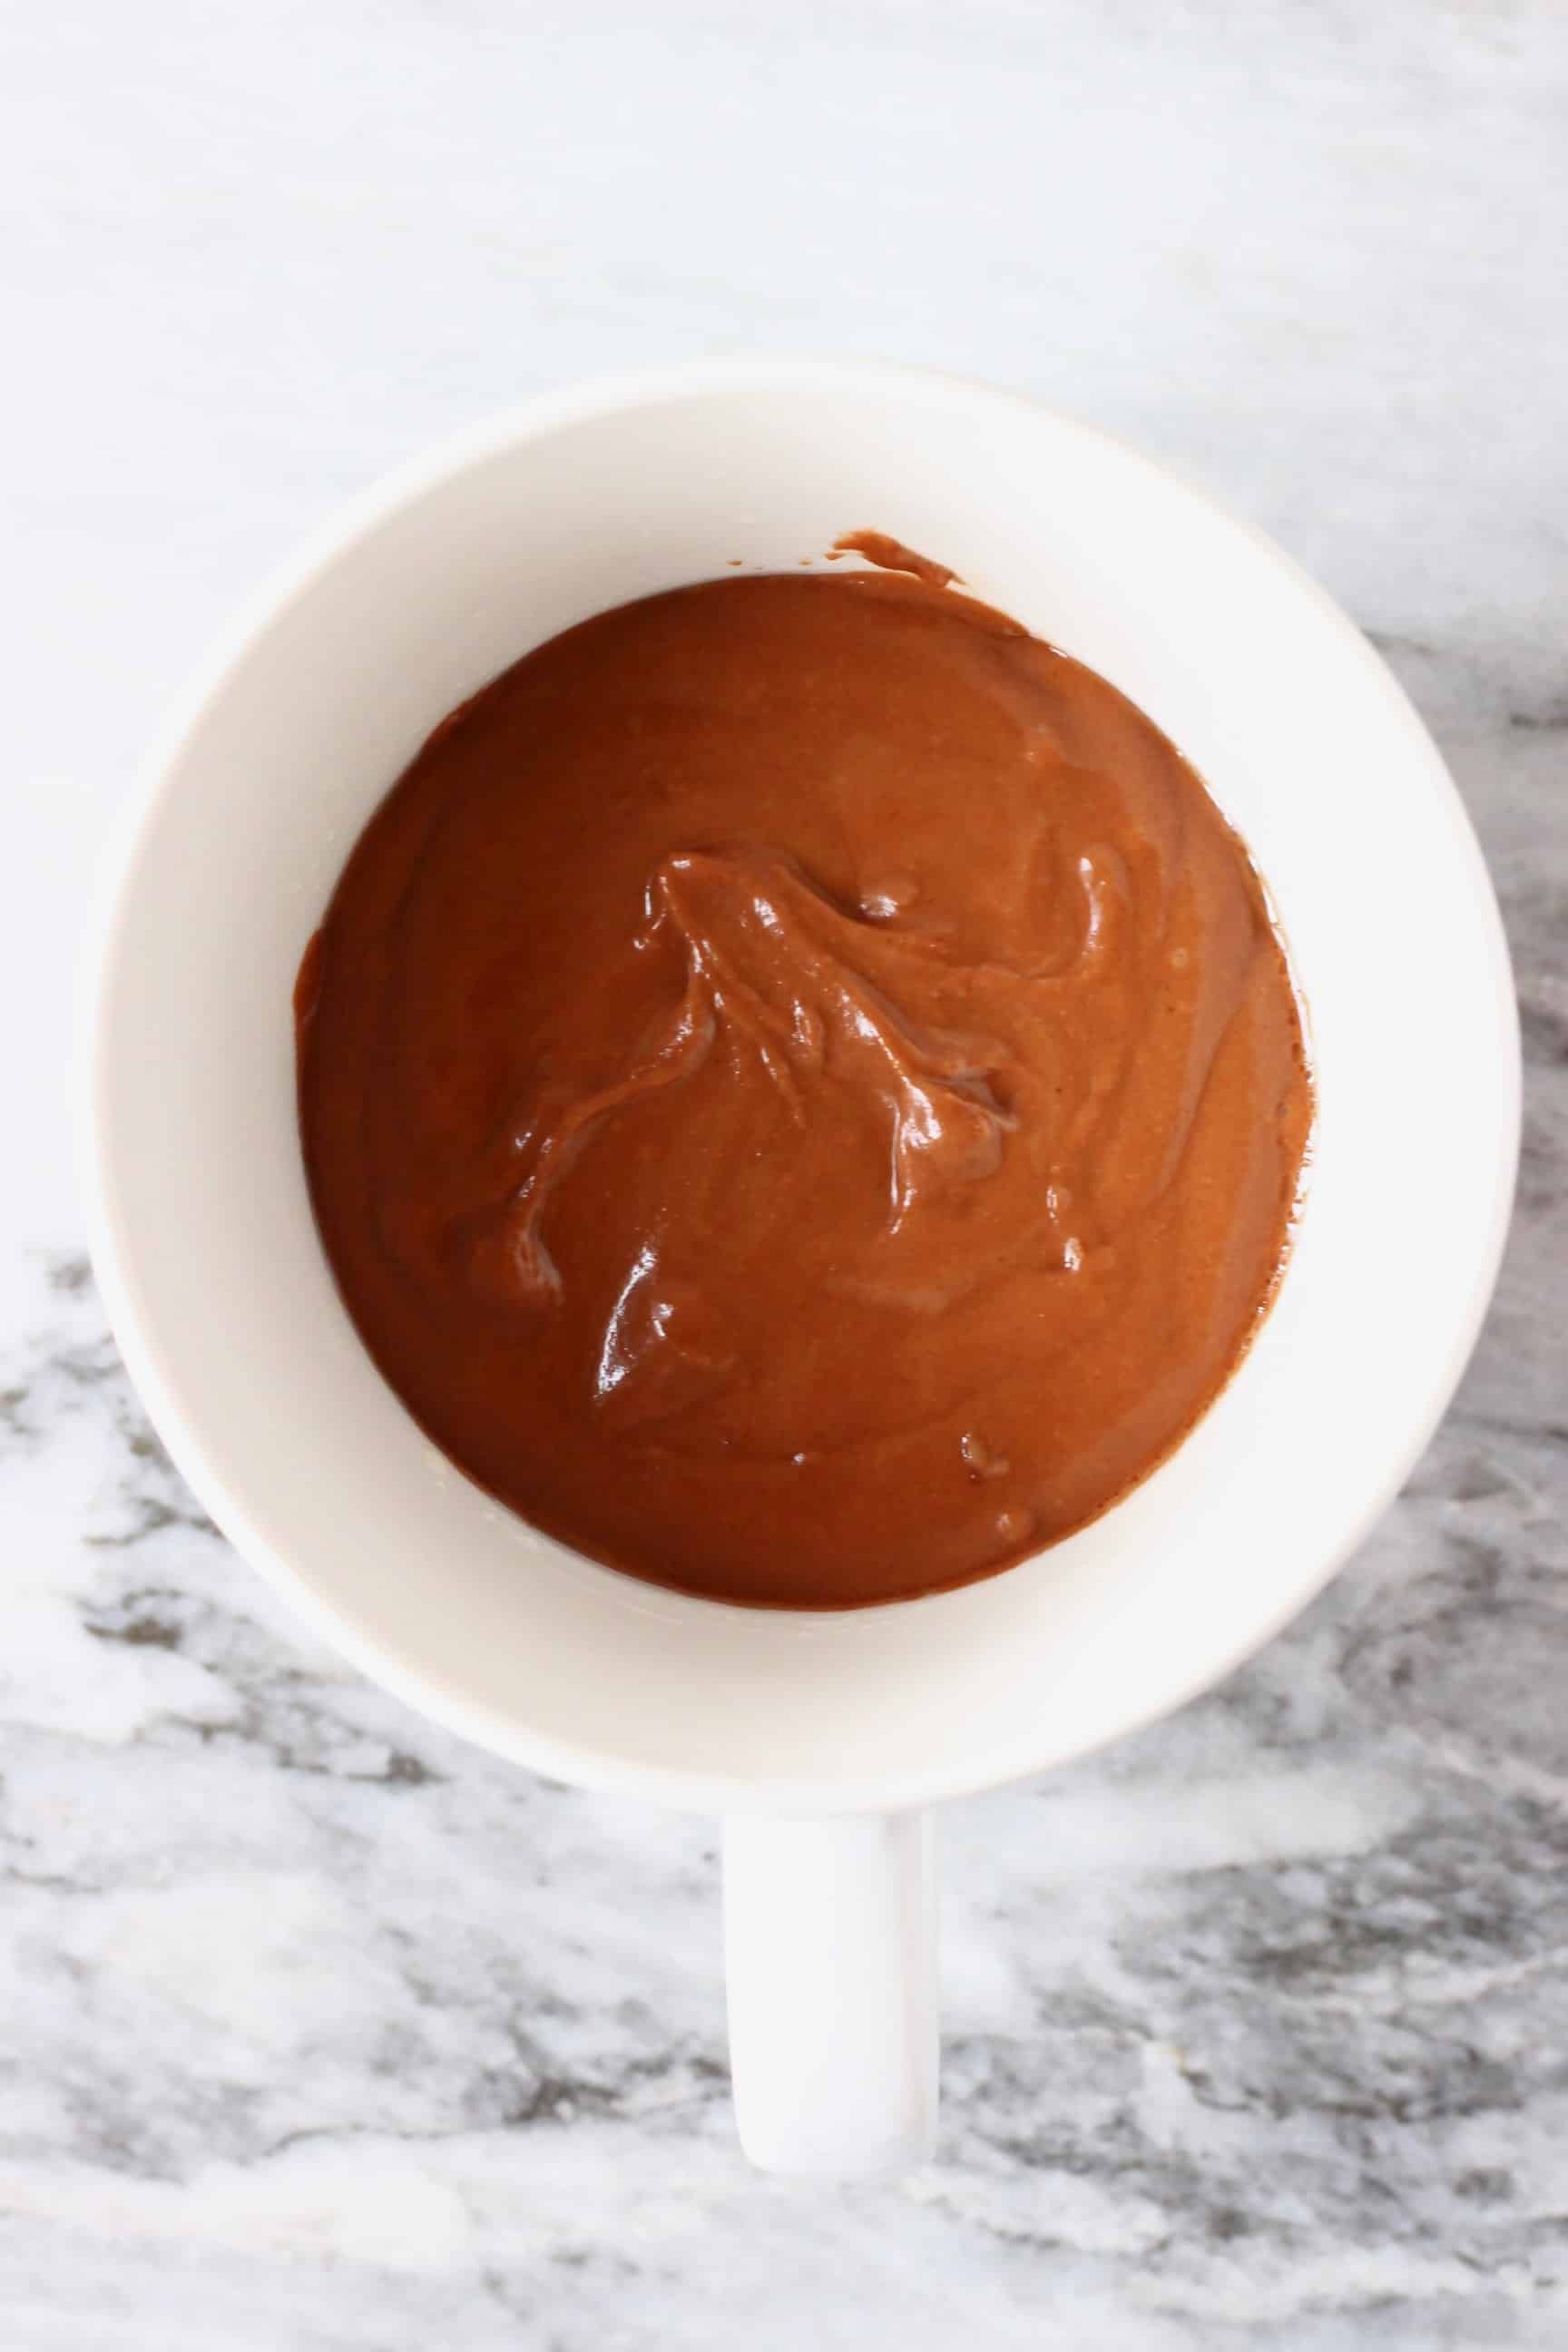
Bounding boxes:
[829,530,961,589]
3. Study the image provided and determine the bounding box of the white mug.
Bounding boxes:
[84,360,1519,2173]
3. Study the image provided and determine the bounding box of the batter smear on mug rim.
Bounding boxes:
[297,540,1313,1608]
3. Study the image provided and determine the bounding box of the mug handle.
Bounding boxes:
[722,1810,937,2172]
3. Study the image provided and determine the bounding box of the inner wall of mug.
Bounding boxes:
[93,369,1516,1806]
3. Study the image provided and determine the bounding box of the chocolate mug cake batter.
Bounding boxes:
[297,551,1311,1607]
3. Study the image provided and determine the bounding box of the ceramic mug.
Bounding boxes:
[85,360,1519,2173]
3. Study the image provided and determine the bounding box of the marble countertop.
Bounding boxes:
[5,3,1566,2343]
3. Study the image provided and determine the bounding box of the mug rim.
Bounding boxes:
[83,358,1522,1811]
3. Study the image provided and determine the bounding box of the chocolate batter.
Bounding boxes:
[298,558,1311,1607]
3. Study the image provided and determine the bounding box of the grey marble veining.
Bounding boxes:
[4,2,1568,2343]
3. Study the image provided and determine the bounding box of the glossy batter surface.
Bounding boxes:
[298,566,1311,1606]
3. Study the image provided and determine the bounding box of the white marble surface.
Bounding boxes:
[4,3,1567,2342]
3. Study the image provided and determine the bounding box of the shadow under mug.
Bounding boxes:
[85,361,1519,2171]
